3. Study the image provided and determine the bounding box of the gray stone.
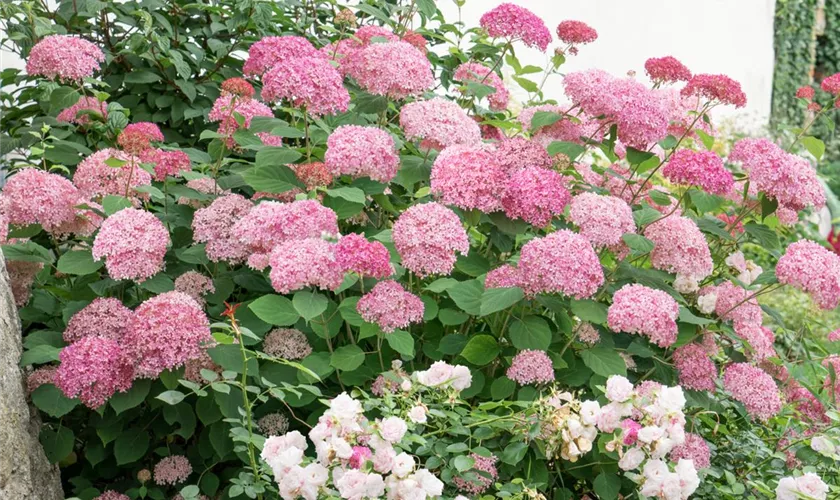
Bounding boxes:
[0,255,63,500]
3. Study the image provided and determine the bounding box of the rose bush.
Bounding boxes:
[3,1,840,499]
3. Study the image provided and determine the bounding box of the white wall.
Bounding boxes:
[438,0,777,130]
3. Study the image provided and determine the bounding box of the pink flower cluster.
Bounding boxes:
[26,35,104,82]
[431,144,506,212]
[262,56,350,117]
[92,208,169,282]
[356,280,424,333]
[192,194,253,264]
[729,137,825,212]
[324,125,399,183]
[74,149,151,202]
[568,192,635,250]
[669,432,711,469]
[243,36,322,77]
[140,148,191,181]
[480,3,552,51]
[63,297,132,343]
[485,264,521,289]
[453,453,498,495]
[707,281,763,326]
[57,96,108,125]
[518,104,602,147]
[495,137,553,173]
[269,237,343,294]
[556,20,597,45]
[344,41,433,100]
[93,492,130,500]
[673,343,716,391]
[263,328,312,360]
[502,166,570,227]
[334,233,393,278]
[506,350,555,385]
[208,93,281,147]
[776,240,840,309]
[399,98,481,150]
[733,323,776,362]
[413,361,472,391]
[54,335,133,408]
[644,56,692,84]
[644,215,713,281]
[117,122,164,154]
[517,230,605,298]
[607,284,679,347]
[392,202,469,277]
[662,149,734,195]
[822,72,840,94]
[153,455,193,485]
[723,363,781,421]
[1,168,81,234]
[681,73,747,107]
[173,271,216,307]
[453,62,510,111]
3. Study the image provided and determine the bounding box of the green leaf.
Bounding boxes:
[102,195,132,215]
[695,129,715,150]
[580,347,626,377]
[330,344,366,371]
[125,70,161,83]
[40,427,74,464]
[31,384,78,418]
[530,111,563,131]
[760,194,778,220]
[622,234,654,256]
[465,81,497,100]
[242,163,304,194]
[801,135,826,161]
[447,280,483,316]
[255,146,303,168]
[157,390,186,405]
[689,189,724,214]
[110,379,151,415]
[752,269,778,286]
[648,189,672,207]
[50,87,80,113]
[114,430,150,465]
[249,295,299,325]
[509,316,552,350]
[744,222,780,250]
[512,75,538,92]
[633,207,661,227]
[501,441,528,465]
[570,299,608,325]
[625,147,655,166]
[387,330,415,357]
[547,141,585,160]
[56,250,103,275]
[490,377,516,399]
[480,287,523,316]
[326,187,366,205]
[354,92,389,114]
[453,455,475,472]
[20,345,61,366]
[460,335,499,366]
[293,291,329,322]
[594,472,621,500]
[696,216,734,241]
[678,306,713,325]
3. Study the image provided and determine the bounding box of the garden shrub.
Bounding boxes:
[2,1,840,500]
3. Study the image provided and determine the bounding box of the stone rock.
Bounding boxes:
[0,255,63,500]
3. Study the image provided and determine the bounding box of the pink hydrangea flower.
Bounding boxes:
[208,94,279,147]
[324,125,399,183]
[662,149,734,195]
[480,3,552,51]
[192,194,253,264]
[93,491,130,500]
[518,104,603,146]
[556,21,598,45]
[221,77,255,98]
[723,363,782,421]
[73,149,151,202]
[821,73,840,94]
[64,297,133,343]
[153,455,193,486]
[776,240,840,309]
[673,343,716,391]
[233,200,339,270]
[27,366,57,393]
[174,271,216,307]
[182,351,221,384]
[711,281,763,326]
[829,329,840,342]
[268,237,343,294]
[322,26,399,72]
[1,168,80,233]
[243,36,322,77]
[139,148,191,181]
[796,86,816,99]
[485,264,521,289]
[824,355,840,400]
[729,138,825,212]
[644,215,713,281]
[431,144,506,212]
[26,35,104,82]
[124,291,212,379]
[334,233,394,278]
[506,350,555,385]
[356,280,424,333]
[6,260,42,307]
[669,433,711,469]
[453,453,498,495]
[568,193,635,249]
[92,208,169,282]
[518,230,604,298]
[254,162,334,202]
[454,62,510,111]
[681,73,747,108]
[57,96,108,125]
[501,166,570,226]
[733,322,776,362]
[495,137,553,174]
[608,284,679,347]
[263,328,312,360]
[55,336,134,408]
[117,122,164,154]
[261,56,350,117]
[399,97,482,150]
[644,56,692,84]
[344,41,433,100]
[392,202,469,277]
[786,383,829,425]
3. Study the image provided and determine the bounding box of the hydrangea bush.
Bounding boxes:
[3,1,840,499]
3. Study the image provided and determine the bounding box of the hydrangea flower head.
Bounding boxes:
[55,336,133,408]
[485,264,521,289]
[117,122,164,154]
[723,363,781,421]
[821,73,840,94]
[268,237,343,294]
[431,144,506,212]
[263,328,312,360]
[400,98,482,150]
[26,35,104,82]
[356,280,424,333]
[344,41,433,100]
[681,73,747,107]
[335,233,394,278]
[57,96,108,125]
[73,149,151,202]
[501,166,570,227]
[64,297,132,343]
[453,454,498,494]
[261,56,350,117]
[92,208,169,282]
[734,322,776,361]
[608,284,680,347]
[140,148,191,181]
[480,3,552,51]
[568,193,635,250]
[796,86,815,99]
[662,149,734,195]
[208,94,278,147]
[776,240,840,309]
[220,77,255,98]
[711,281,763,326]
[507,350,555,385]
[673,343,716,391]
[495,137,553,173]
[124,291,212,378]
[243,36,322,77]
[324,125,399,183]
[453,62,510,111]
[644,56,692,84]
[192,194,253,264]
[173,271,216,307]
[556,21,598,45]
[2,168,80,233]
[153,455,193,486]
[518,230,604,298]
[669,433,710,469]
[392,202,469,277]
[644,215,713,281]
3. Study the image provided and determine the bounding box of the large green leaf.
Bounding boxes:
[293,291,329,322]
[31,384,78,418]
[110,379,151,415]
[114,430,150,465]
[330,344,366,371]
[387,330,415,357]
[593,472,621,500]
[242,161,303,194]
[447,280,483,316]
[480,287,523,316]
[509,316,552,350]
[580,347,626,377]
[56,250,103,275]
[460,335,499,365]
[40,427,74,464]
[570,299,608,325]
[249,295,299,325]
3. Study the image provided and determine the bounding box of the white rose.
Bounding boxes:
[416,361,453,387]
[673,274,699,294]
[380,416,408,443]
[811,435,836,456]
[725,251,747,272]
[596,402,622,433]
[637,426,665,444]
[363,473,386,498]
[618,447,646,471]
[660,472,682,500]
[697,292,717,315]
[656,386,686,413]
[776,477,799,500]
[400,380,412,392]
[605,375,634,403]
[579,400,601,426]
[408,405,428,424]
[795,473,829,500]
[373,446,396,474]
[451,365,473,390]
[392,452,415,478]
[303,463,329,487]
[328,392,363,421]
[413,469,444,496]
[331,436,354,459]
[576,437,593,453]
[335,470,367,500]
[675,459,700,497]
[278,466,306,500]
